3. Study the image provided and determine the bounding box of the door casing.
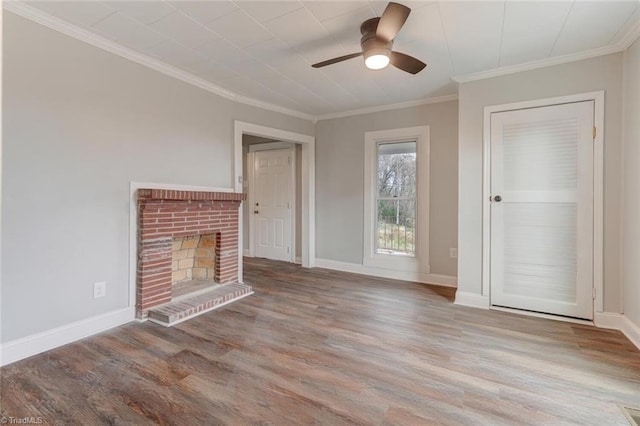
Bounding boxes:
[234,121,315,283]
[481,91,605,314]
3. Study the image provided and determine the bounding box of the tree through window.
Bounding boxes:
[376,141,417,256]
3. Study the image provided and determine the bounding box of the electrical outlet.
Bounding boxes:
[450,248,458,259]
[93,281,106,299]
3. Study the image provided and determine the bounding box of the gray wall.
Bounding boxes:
[457,53,624,313]
[315,101,459,277]
[2,12,313,342]
[622,38,640,327]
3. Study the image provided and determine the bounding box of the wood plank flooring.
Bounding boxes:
[1,257,639,425]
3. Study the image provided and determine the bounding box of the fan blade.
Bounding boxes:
[391,51,426,74]
[376,2,411,42]
[312,52,363,68]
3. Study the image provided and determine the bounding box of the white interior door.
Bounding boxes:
[253,148,293,262]
[490,101,594,320]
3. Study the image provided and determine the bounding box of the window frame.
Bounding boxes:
[363,126,430,272]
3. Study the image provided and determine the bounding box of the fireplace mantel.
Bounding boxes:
[137,188,245,202]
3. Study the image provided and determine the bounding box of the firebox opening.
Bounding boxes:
[171,234,216,299]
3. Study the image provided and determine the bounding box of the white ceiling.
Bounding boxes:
[15,0,640,117]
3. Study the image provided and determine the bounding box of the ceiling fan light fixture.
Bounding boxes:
[364,50,390,70]
[311,2,426,74]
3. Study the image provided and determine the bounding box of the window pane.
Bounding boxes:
[377,141,416,198]
[376,199,416,255]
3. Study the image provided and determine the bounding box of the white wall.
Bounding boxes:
[457,53,624,313]
[315,101,459,277]
[2,12,313,343]
[622,37,640,327]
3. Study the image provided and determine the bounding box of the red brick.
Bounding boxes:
[137,189,243,313]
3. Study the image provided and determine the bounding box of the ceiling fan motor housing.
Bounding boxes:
[360,18,393,60]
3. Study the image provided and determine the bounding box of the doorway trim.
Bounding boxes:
[481,91,605,312]
[234,121,315,281]
[247,143,296,262]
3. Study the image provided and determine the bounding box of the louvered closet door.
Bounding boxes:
[490,101,594,320]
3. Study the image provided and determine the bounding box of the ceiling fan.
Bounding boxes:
[311,2,426,74]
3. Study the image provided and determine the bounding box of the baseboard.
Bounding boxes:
[453,291,490,309]
[621,315,640,350]
[594,312,623,329]
[294,256,302,264]
[243,249,250,257]
[314,258,457,287]
[0,307,135,366]
[594,312,640,350]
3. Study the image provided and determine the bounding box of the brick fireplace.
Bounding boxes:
[136,189,245,318]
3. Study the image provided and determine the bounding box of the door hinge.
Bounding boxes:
[287,201,291,209]
[592,287,597,299]
[287,247,290,253]
[593,126,597,139]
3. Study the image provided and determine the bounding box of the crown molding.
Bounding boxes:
[315,94,458,121]
[453,15,640,84]
[3,1,316,122]
[620,17,640,51]
[453,43,628,83]
[8,0,638,120]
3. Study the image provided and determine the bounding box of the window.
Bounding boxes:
[376,142,417,256]
[364,127,429,273]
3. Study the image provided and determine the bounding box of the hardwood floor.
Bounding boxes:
[2,257,639,425]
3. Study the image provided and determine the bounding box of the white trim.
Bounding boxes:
[490,306,595,326]
[621,315,640,350]
[247,150,256,258]
[316,95,458,121]
[363,126,430,273]
[0,7,4,348]
[248,142,296,152]
[128,182,234,306]
[315,258,456,288]
[243,249,251,257]
[620,19,640,51]
[290,146,296,263]
[3,1,314,122]
[248,142,295,152]
[594,312,640,350]
[481,91,605,314]
[295,256,302,264]
[453,20,640,84]
[0,307,134,366]
[234,121,315,272]
[593,93,605,312]
[454,291,490,309]
[594,312,624,329]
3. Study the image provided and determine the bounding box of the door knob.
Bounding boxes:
[493,195,502,202]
